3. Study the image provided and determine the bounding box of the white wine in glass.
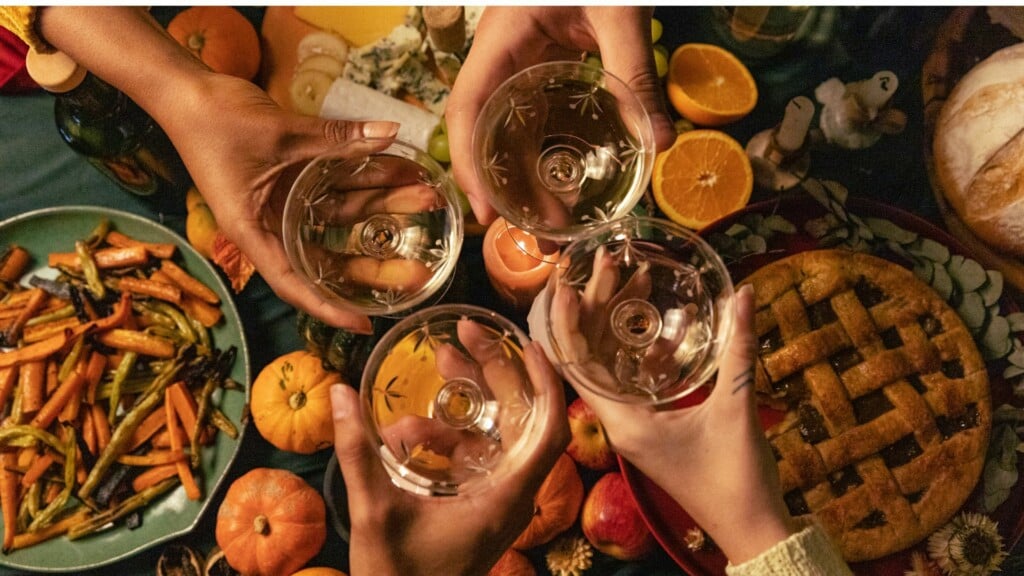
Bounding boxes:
[282,138,464,317]
[361,304,536,495]
[542,216,735,405]
[473,61,655,243]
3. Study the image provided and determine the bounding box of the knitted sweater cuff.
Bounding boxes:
[725,520,852,576]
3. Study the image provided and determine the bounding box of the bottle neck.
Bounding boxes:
[58,72,124,111]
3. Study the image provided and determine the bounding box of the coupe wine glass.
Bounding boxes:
[282,138,463,317]
[472,61,655,248]
[541,216,735,405]
[360,304,537,495]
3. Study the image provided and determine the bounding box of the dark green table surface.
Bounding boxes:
[5,6,1019,576]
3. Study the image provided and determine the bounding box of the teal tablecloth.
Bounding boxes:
[5,6,1020,576]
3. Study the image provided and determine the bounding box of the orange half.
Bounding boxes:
[667,43,758,126]
[652,129,753,230]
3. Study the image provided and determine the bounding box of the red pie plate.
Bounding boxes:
[622,191,1024,575]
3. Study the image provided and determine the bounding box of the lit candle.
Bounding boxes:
[482,217,559,311]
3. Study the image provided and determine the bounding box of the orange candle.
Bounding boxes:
[482,217,559,311]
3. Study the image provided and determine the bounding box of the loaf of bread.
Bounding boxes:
[933,42,1024,256]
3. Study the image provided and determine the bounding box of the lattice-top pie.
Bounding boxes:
[741,249,991,562]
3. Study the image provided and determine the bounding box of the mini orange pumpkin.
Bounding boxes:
[251,350,340,454]
[512,453,584,550]
[167,6,261,80]
[215,467,326,576]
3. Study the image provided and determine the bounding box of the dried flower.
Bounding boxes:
[545,535,593,576]
[927,512,1007,576]
[684,527,708,552]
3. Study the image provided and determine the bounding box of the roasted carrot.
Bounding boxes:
[164,389,200,500]
[18,360,45,415]
[131,463,179,493]
[179,294,223,328]
[0,245,31,283]
[128,407,166,451]
[82,350,106,405]
[1,450,18,552]
[95,329,175,359]
[104,231,176,259]
[0,331,68,369]
[117,276,182,305]
[149,425,189,449]
[82,407,98,455]
[9,507,89,551]
[159,260,219,305]
[117,449,186,467]
[91,403,111,453]
[2,288,47,344]
[29,371,85,430]
[167,381,198,436]
[0,367,17,415]
[20,452,55,489]
[47,245,148,271]
[21,317,81,344]
[44,358,58,396]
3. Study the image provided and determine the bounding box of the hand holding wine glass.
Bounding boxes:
[446,6,677,225]
[330,338,569,576]
[566,285,803,566]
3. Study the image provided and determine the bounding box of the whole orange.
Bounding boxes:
[167,6,261,80]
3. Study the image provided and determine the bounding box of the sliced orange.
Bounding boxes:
[667,43,758,126]
[652,129,753,230]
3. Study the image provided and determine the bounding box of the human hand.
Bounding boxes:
[445,6,677,225]
[562,284,800,565]
[36,7,403,333]
[330,340,569,576]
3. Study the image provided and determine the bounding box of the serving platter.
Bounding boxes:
[623,186,1024,575]
[0,206,250,572]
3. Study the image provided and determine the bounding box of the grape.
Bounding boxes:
[584,54,603,69]
[428,131,451,164]
[651,18,663,43]
[653,48,668,79]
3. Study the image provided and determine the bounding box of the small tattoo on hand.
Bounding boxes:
[732,367,754,394]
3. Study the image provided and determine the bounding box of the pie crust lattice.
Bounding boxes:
[742,249,991,562]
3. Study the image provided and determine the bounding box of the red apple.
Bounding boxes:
[581,471,657,561]
[566,397,616,470]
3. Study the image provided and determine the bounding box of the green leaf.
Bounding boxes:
[952,258,987,293]
[979,270,1004,307]
[762,214,797,234]
[1007,346,1024,368]
[913,259,934,284]
[932,264,954,301]
[1007,312,1024,333]
[981,315,1012,360]
[724,223,750,237]
[865,217,917,244]
[913,237,951,263]
[956,291,986,330]
[1004,364,1024,379]
[741,235,768,254]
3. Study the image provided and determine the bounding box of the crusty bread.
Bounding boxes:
[933,42,1024,256]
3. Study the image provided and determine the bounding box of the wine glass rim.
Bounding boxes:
[471,60,655,243]
[544,215,737,406]
[358,303,533,496]
[282,137,465,316]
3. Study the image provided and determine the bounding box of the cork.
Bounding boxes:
[423,6,465,53]
[24,48,87,93]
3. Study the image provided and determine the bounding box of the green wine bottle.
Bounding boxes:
[25,48,193,215]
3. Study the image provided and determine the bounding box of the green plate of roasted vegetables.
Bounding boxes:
[0,206,250,572]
